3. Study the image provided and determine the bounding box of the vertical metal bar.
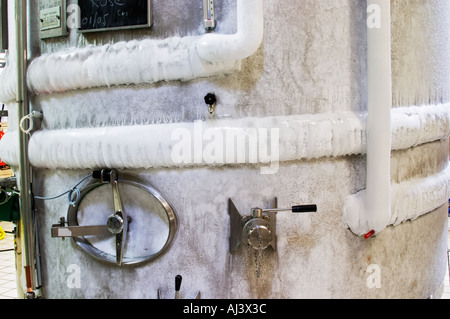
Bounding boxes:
[34,218,42,289]
[15,0,36,296]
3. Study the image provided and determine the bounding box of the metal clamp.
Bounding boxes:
[51,169,178,266]
[19,111,43,134]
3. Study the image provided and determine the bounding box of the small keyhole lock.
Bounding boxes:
[228,198,317,253]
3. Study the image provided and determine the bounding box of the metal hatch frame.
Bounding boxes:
[66,172,178,266]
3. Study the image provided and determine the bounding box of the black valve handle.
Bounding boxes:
[175,275,182,292]
[291,205,317,213]
[262,204,317,214]
[204,93,217,105]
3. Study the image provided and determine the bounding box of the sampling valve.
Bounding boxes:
[229,198,317,253]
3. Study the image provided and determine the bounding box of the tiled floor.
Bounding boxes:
[0,221,17,299]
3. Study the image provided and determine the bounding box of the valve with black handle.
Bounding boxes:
[228,198,317,253]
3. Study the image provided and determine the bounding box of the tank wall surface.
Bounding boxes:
[4,0,450,298]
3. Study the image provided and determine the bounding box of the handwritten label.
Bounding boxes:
[79,0,152,32]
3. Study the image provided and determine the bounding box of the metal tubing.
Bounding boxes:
[15,0,35,294]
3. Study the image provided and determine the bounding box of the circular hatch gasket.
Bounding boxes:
[67,173,178,266]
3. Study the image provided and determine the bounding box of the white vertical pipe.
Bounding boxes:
[366,0,392,234]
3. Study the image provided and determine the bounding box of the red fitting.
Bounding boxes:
[364,230,375,239]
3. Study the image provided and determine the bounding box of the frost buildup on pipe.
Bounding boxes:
[365,0,392,234]
[0,0,264,101]
[196,0,264,63]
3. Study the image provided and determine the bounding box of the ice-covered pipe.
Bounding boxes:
[0,105,448,170]
[196,0,264,63]
[344,164,450,236]
[365,0,392,234]
[0,0,264,102]
[24,113,365,170]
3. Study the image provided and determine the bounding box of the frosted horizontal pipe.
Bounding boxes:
[0,0,264,103]
[24,38,236,96]
[0,63,17,103]
[343,164,450,236]
[0,129,19,168]
[0,104,448,170]
[391,105,450,149]
[24,112,365,170]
